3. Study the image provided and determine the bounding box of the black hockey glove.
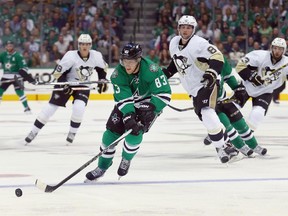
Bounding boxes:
[19,69,35,83]
[248,71,265,87]
[137,102,156,133]
[232,83,249,107]
[201,68,218,88]
[97,79,108,94]
[63,85,73,95]
[123,113,144,136]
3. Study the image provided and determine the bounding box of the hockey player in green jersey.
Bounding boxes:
[0,41,36,113]
[85,43,171,181]
[204,56,267,156]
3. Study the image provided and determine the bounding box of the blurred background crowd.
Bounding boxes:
[0,0,288,68]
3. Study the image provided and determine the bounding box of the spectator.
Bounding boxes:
[260,36,270,50]
[229,42,244,66]
[196,24,213,41]
[53,34,69,58]
[145,49,160,64]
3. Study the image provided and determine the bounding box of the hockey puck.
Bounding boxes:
[15,188,23,197]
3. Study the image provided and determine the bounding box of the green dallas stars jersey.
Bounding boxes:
[218,56,239,99]
[111,57,171,116]
[0,50,28,79]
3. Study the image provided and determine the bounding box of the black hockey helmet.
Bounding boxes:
[120,43,142,60]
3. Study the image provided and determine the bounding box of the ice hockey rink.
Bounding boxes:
[0,99,288,216]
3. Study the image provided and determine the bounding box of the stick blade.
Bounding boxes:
[35,179,55,193]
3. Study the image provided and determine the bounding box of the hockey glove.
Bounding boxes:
[137,102,156,133]
[123,113,144,136]
[63,85,73,95]
[232,83,249,107]
[19,69,35,83]
[201,68,218,88]
[97,79,108,94]
[248,71,264,87]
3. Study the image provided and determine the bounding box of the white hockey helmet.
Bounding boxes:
[78,34,92,50]
[271,37,287,54]
[178,15,198,36]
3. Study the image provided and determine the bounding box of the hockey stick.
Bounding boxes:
[168,104,194,112]
[23,86,98,92]
[36,80,110,86]
[0,77,23,84]
[263,63,288,84]
[35,129,132,193]
[167,97,240,112]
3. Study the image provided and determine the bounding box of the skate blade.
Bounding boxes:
[84,179,99,184]
[228,154,244,163]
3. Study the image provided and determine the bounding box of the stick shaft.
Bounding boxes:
[35,129,132,193]
[168,104,194,112]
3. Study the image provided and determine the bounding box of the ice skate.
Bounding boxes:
[238,145,253,157]
[216,147,229,163]
[253,145,267,156]
[117,158,131,179]
[224,143,239,159]
[66,132,76,144]
[24,131,38,145]
[24,107,32,114]
[203,135,212,145]
[85,167,106,183]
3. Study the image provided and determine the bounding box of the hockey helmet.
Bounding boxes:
[120,43,142,60]
[78,34,92,50]
[271,37,287,54]
[178,15,198,36]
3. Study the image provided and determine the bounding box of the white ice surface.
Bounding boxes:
[0,100,288,216]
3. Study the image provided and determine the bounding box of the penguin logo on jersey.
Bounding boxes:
[262,66,281,84]
[76,66,93,81]
[172,54,191,75]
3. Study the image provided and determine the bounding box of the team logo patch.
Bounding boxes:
[172,54,191,75]
[149,64,158,72]
[111,113,120,124]
[111,69,118,78]
[5,62,11,69]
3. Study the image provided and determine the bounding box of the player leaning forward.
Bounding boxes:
[24,34,108,145]
[235,37,288,132]
[163,15,232,163]
[85,43,171,181]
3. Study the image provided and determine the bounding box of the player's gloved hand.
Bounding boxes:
[97,79,108,94]
[63,85,73,95]
[201,68,218,88]
[232,83,249,107]
[123,113,144,136]
[137,102,156,133]
[248,72,265,87]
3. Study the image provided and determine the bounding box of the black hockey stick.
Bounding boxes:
[167,97,240,112]
[168,104,194,112]
[35,129,132,193]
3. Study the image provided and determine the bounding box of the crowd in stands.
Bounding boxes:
[1,0,288,69]
[148,0,288,67]
[0,0,130,67]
